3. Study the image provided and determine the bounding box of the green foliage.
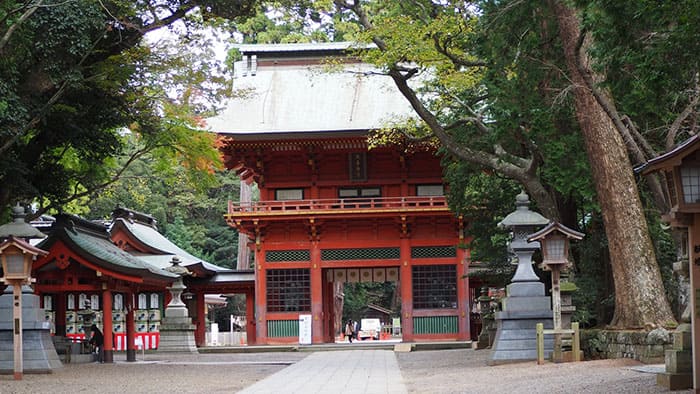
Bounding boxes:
[570,214,612,327]
[646,213,681,317]
[0,0,256,216]
[577,0,700,146]
[209,294,247,329]
[342,282,396,322]
[444,164,519,286]
[86,137,242,268]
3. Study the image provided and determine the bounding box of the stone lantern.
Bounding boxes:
[489,192,552,365]
[498,192,551,283]
[158,256,198,353]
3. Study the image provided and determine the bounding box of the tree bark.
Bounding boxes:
[550,0,675,328]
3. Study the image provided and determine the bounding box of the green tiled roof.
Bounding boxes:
[40,214,177,281]
[111,217,227,273]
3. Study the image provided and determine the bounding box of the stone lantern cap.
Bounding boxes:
[498,192,549,229]
[0,204,47,240]
[164,256,191,277]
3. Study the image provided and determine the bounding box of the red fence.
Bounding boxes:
[66,332,160,350]
[228,196,448,214]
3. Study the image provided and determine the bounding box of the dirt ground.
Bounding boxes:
[397,348,691,394]
[0,348,691,393]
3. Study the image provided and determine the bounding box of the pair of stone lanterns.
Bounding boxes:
[0,205,49,380]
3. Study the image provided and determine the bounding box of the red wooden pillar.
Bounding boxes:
[194,291,206,346]
[125,291,136,362]
[456,247,470,340]
[245,289,256,344]
[323,276,334,342]
[55,293,66,336]
[400,237,413,342]
[102,288,114,363]
[255,248,267,344]
[310,242,323,343]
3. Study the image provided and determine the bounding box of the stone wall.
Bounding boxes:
[580,328,672,363]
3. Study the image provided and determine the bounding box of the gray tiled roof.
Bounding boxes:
[206,44,419,135]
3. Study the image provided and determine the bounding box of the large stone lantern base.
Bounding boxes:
[0,286,62,374]
[489,281,553,364]
[157,274,197,354]
[158,308,198,354]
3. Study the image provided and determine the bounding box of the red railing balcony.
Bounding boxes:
[226,196,449,218]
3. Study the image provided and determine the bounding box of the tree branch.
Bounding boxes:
[0,32,105,155]
[666,72,700,150]
[0,0,44,54]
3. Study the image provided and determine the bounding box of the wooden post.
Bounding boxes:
[255,247,267,344]
[310,242,323,344]
[688,214,700,392]
[125,291,136,361]
[572,322,581,362]
[13,283,23,380]
[456,246,470,340]
[245,289,255,344]
[195,291,206,346]
[536,322,544,365]
[551,266,562,363]
[102,288,113,363]
[399,237,413,341]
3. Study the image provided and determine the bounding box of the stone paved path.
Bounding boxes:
[239,350,406,394]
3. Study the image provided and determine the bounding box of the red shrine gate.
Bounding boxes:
[212,42,473,345]
[221,138,471,344]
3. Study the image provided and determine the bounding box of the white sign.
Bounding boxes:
[211,323,219,346]
[299,314,312,345]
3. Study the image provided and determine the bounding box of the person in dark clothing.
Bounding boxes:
[88,324,104,363]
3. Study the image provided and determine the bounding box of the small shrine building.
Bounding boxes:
[30,208,254,360]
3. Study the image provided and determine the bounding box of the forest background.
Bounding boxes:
[1,0,699,329]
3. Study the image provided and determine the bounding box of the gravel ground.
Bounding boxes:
[397,349,692,394]
[0,348,691,394]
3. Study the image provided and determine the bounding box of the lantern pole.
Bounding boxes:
[551,265,562,362]
[13,281,22,380]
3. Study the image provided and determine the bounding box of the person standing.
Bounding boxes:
[344,320,354,343]
[88,324,104,363]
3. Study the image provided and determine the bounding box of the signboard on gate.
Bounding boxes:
[299,314,312,345]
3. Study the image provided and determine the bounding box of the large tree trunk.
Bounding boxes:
[550,1,675,328]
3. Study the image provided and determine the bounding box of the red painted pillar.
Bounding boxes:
[125,291,136,361]
[102,289,114,363]
[195,291,206,346]
[310,242,323,343]
[323,277,334,342]
[255,248,267,344]
[245,289,256,344]
[456,247,470,340]
[400,237,413,342]
[55,293,66,336]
